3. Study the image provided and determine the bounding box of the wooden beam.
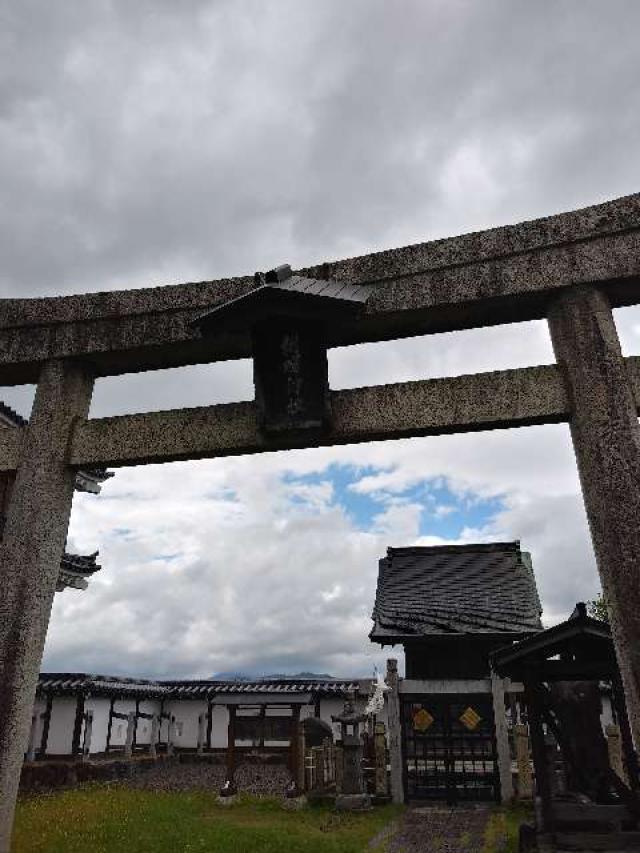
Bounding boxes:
[0,194,638,382]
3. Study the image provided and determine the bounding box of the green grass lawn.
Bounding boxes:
[13,787,403,853]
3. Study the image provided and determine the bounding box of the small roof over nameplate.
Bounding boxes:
[194,264,372,334]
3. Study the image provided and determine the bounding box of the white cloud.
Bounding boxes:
[0,0,638,677]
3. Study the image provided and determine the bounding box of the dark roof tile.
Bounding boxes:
[370,541,542,642]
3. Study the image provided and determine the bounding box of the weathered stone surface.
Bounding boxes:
[548,286,640,752]
[64,364,568,468]
[334,793,371,811]
[0,360,94,852]
[0,194,639,382]
[43,358,633,469]
[490,673,513,803]
[385,659,404,805]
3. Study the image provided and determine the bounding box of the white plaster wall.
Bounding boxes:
[166,700,207,748]
[210,705,229,748]
[85,698,111,754]
[25,699,47,755]
[109,699,138,749]
[135,700,162,746]
[29,691,385,757]
[46,698,77,755]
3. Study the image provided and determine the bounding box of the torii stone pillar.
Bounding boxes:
[0,359,94,853]
[548,286,640,749]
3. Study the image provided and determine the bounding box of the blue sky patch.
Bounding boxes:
[282,464,504,541]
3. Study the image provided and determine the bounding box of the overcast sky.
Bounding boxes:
[1,1,639,679]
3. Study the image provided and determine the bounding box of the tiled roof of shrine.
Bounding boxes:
[57,552,102,592]
[370,541,542,643]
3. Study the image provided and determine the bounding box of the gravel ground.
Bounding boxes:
[387,804,496,853]
[125,760,292,797]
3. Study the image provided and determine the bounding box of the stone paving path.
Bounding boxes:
[385,804,497,853]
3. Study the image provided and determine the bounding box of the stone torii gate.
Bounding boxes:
[1,194,640,846]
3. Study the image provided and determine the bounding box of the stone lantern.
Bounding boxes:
[332,691,371,810]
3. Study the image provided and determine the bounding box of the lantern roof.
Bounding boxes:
[195,264,372,334]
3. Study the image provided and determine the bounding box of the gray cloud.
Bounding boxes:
[1,1,639,676]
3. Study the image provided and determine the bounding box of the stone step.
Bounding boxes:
[555,831,640,851]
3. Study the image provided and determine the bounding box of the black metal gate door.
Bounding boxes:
[401,693,499,804]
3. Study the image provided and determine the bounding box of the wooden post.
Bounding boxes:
[385,658,404,804]
[289,706,301,787]
[105,698,115,753]
[524,678,553,833]
[39,696,52,758]
[132,700,139,751]
[374,721,388,797]
[149,715,159,758]
[323,737,331,786]
[124,712,135,759]
[334,744,343,794]
[606,723,626,784]
[197,712,206,755]
[226,707,236,781]
[71,695,86,758]
[167,716,175,757]
[491,671,514,802]
[514,724,533,799]
[296,721,306,793]
[25,715,38,763]
[82,711,93,762]
[206,700,213,750]
[312,746,322,790]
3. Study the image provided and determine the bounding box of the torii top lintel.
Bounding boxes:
[0,192,639,385]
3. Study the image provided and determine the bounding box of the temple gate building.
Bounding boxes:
[371,541,542,804]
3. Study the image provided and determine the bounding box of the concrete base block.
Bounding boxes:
[335,793,371,811]
[216,794,238,807]
[281,795,307,811]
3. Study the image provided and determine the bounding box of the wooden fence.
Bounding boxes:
[301,722,389,798]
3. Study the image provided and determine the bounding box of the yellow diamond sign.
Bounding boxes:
[412,708,434,731]
[459,706,482,731]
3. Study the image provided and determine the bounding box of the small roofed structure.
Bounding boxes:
[370,541,542,679]
[370,541,542,804]
[0,400,112,592]
[195,264,372,436]
[57,552,102,592]
[492,603,640,841]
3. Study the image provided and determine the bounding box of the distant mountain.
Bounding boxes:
[263,672,335,681]
[212,670,335,681]
[211,671,255,681]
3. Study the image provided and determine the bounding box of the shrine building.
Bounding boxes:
[370,541,544,804]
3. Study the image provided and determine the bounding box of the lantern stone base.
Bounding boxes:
[335,793,372,811]
[281,795,307,811]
